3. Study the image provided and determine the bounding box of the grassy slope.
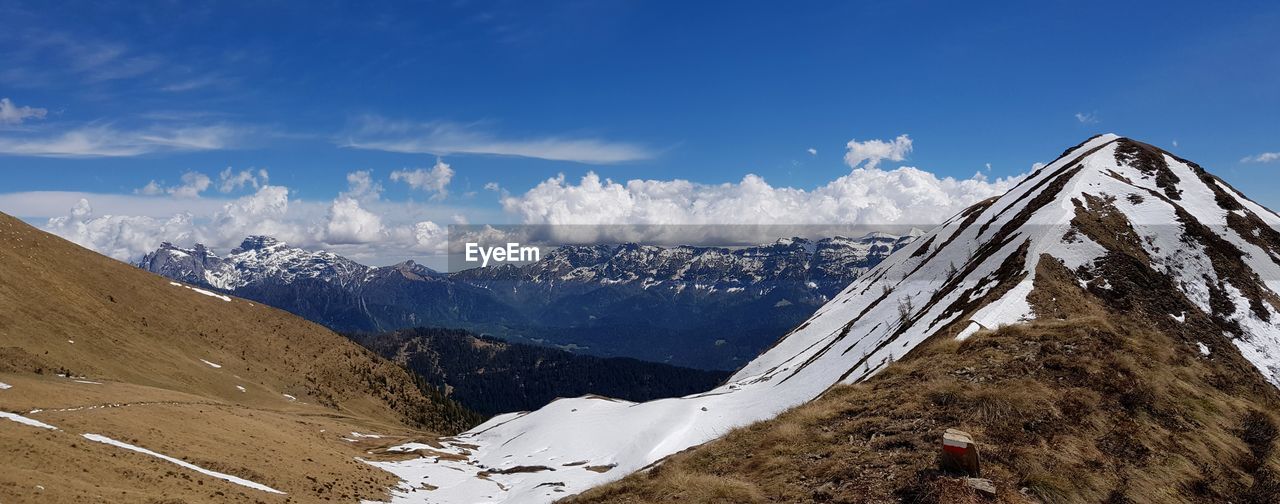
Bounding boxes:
[0,212,477,503]
[570,206,1280,503]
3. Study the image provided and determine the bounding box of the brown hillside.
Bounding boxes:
[0,212,477,503]
[570,190,1280,503]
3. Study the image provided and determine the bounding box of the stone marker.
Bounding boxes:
[964,477,996,497]
[940,428,981,476]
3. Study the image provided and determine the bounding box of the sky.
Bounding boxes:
[1,0,1277,267]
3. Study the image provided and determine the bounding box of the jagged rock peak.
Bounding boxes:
[234,235,284,252]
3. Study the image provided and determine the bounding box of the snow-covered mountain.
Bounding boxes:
[451,233,917,295]
[138,235,386,291]
[361,134,1280,503]
[142,233,915,297]
[138,232,917,369]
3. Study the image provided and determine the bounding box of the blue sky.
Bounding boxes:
[1,0,1278,265]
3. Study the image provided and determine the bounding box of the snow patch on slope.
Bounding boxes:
[0,411,58,430]
[81,433,286,494]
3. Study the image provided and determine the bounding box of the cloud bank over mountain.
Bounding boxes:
[25,136,1024,265]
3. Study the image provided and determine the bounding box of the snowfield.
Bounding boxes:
[363,135,1280,503]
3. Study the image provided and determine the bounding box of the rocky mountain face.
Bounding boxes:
[359,135,1280,503]
[138,232,917,369]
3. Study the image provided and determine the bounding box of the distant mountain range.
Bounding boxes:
[137,232,918,369]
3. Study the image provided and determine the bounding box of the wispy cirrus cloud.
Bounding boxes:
[340,116,653,164]
[0,123,244,158]
[1241,152,1280,163]
[1075,111,1099,124]
[1,30,163,88]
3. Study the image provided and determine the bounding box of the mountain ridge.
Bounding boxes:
[138,232,918,368]
[357,134,1280,503]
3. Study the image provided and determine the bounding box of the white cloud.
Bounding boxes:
[46,199,197,261]
[342,117,652,164]
[135,171,212,198]
[503,166,1023,229]
[170,171,211,198]
[391,160,454,200]
[807,148,817,156]
[325,197,384,244]
[1242,152,1280,163]
[33,180,477,266]
[413,221,447,250]
[1075,112,1099,124]
[341,170,383,202]
[218,168,268,193]
[844,135,912,169]
[30,135,1022,267]
[0,98,47,124]
[0,124,241,158]
[0,190,229,218]
[203,185,305,246]
[135,180,164,196]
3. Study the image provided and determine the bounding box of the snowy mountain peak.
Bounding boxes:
[232,235,285,253]
[140,235,371,290]
[364,134,1280,503]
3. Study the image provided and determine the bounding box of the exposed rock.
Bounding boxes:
[963,477,996,496]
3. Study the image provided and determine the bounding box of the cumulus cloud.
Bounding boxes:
[0,98,47,124]
[0,124,241,157]
[342,117,652,164]
[47,185,304,261]
[1242,152,1280,163]
[391,160,454,200]
[1075,112,1099,124]
[844,135,912,169]
[413,221,447,249]
[503,166,1022,229]
[218,168,269,193]
[40,180,461,265]
[807,148,817,156]
[35,136,1025,266]
[46,198,196,261]
[325,197,384,244]
[342,170,384,201]
[135,171,212,198]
